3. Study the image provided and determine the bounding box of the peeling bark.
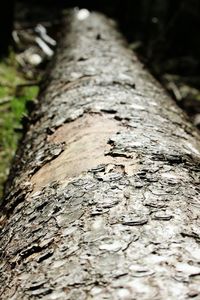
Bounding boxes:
[0,10,200,300]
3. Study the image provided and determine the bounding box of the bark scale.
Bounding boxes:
[0,10,200,300]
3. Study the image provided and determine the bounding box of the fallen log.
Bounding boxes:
[0,10,200,300]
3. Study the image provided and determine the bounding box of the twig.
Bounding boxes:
[0,97,12,105]
[16,81,40,88]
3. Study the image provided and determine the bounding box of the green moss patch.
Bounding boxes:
[0,54,39,199]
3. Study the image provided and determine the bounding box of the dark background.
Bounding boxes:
[1,0,200,63]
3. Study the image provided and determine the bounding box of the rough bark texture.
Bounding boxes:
[1,10,200,300]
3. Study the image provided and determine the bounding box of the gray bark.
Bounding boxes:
[1,10,200,300]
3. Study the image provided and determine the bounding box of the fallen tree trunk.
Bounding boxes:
[1,10,200,300]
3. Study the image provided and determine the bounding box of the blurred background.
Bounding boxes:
[0,0,200,197]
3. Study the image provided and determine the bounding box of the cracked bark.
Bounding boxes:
[0,10,200,300]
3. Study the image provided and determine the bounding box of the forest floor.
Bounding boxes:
[0,54,38,199]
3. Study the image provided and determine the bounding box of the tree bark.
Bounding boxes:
[0,10,200,300]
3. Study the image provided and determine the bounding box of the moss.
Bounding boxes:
[0,52,39,199]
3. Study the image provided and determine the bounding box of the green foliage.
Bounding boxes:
[0,52,39,199]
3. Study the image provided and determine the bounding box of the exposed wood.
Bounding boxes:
[0,10,200,300]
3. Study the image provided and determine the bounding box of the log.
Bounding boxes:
[0,10,200,300]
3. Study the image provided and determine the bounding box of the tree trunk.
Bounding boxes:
[1,10,200,300]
